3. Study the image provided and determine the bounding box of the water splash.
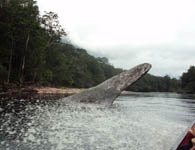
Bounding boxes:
[0,94,192,150]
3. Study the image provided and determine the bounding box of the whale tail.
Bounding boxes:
[63,63,152,106]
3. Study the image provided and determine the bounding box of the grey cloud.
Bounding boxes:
[88,44,195,77]
[37,0,195,78]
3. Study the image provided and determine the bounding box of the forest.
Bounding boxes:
[0,0,194,93]
[0,0,122,88]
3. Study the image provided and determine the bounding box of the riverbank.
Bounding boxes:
[0,86,84,100]
[0,86,132,112]
[0,86,85,113]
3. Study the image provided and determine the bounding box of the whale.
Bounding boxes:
[63,63,152,106]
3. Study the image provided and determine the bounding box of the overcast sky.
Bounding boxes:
[37,0,195,77]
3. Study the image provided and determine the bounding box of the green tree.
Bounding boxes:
[181,66,195,93]
[127,74,181,92]
[0,0,124,89]
[41,11,66,48]
[0,0,42,84]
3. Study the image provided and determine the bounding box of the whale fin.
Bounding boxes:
[63,63,152,106]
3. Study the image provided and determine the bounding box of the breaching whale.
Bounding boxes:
[63,63,152,106]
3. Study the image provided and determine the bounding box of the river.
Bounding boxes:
[0,92,195,150]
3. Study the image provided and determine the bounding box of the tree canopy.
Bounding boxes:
[0,0,122,88]
[127,74,181,92]
[0,0,194,94]
[181,66,195,93]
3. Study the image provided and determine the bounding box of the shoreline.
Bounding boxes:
[0,86,187,100]
[0,85,132,101]
[0,86,84,100]
[0,86,85,113]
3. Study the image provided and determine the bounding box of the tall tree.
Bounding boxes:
[0,0,124,88]
[181,66,195,93]
[16,0,40,85]
[41,11,66,49]
[0,0,41,84]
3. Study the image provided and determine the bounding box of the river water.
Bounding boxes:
[0,92,195,150]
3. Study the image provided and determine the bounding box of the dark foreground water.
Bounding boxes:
[0,92,195,150]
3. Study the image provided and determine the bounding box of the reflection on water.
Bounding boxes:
[0,92,195,150]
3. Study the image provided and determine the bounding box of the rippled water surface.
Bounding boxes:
[1,92,195,150]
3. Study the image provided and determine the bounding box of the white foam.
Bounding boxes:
[21,98,187,150]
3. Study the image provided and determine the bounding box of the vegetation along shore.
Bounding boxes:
[0,0,195,103]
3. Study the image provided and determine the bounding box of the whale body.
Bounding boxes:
[63,63,152,106]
